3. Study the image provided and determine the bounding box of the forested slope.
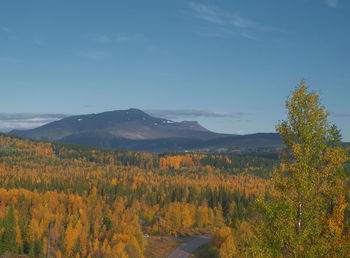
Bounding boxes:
[0,134,276,257]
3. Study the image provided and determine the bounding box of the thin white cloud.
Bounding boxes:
[0,113,69,131]
[325,0,340,8]
[188,2,261,28]
[231,13,258,29]
[89,34,140,43]
[197,27,261,41]
[146,109,247,119]
[240,32,260,41]
[187,2,225,25]
[196,27,235,38]
[196,31,227,38]
[187,1,286,40]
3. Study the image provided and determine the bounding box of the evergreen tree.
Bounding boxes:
[2,206,18,255]
[252,82,349,257]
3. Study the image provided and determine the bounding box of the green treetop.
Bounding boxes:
[252,81,349,257]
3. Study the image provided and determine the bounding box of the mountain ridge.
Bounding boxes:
[10,108,283,153]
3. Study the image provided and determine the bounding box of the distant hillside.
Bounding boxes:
[10,108,283,153]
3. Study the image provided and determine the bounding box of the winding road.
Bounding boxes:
[167,234,211,258]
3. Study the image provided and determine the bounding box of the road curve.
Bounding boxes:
[167,234,211,258]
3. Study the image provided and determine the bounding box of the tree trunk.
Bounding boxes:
[297,198,302,234]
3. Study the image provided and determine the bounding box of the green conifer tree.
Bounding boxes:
[2,206,18,255]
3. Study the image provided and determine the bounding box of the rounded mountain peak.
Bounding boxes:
[96,109,152,122]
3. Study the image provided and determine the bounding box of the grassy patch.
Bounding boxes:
[144,236,182,258]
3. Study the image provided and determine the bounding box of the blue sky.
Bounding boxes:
[1,0,349,140]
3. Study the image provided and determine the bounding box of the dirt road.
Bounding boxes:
[167,234,211,258]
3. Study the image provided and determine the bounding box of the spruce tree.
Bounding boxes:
[2,206,18,255]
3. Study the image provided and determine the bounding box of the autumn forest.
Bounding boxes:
[0,85,350,257]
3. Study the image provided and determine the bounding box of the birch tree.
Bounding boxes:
[253,81,349,257]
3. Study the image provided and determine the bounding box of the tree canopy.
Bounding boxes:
[253,81,349,257]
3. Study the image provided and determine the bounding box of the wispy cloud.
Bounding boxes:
[89,34,141,43]
[188,2,225,25]
[196,31,227,38]
[231,13,259,29]
[115,35,132,42]
[0,113,69,132]
[325,0,340,8]
[187,2,286,40]
[77,51,112,60]
[146,109,247,120]
[241,32,261,41]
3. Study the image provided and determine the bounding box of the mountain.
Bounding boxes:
[10,108,283,153]
[10,109,224,141]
